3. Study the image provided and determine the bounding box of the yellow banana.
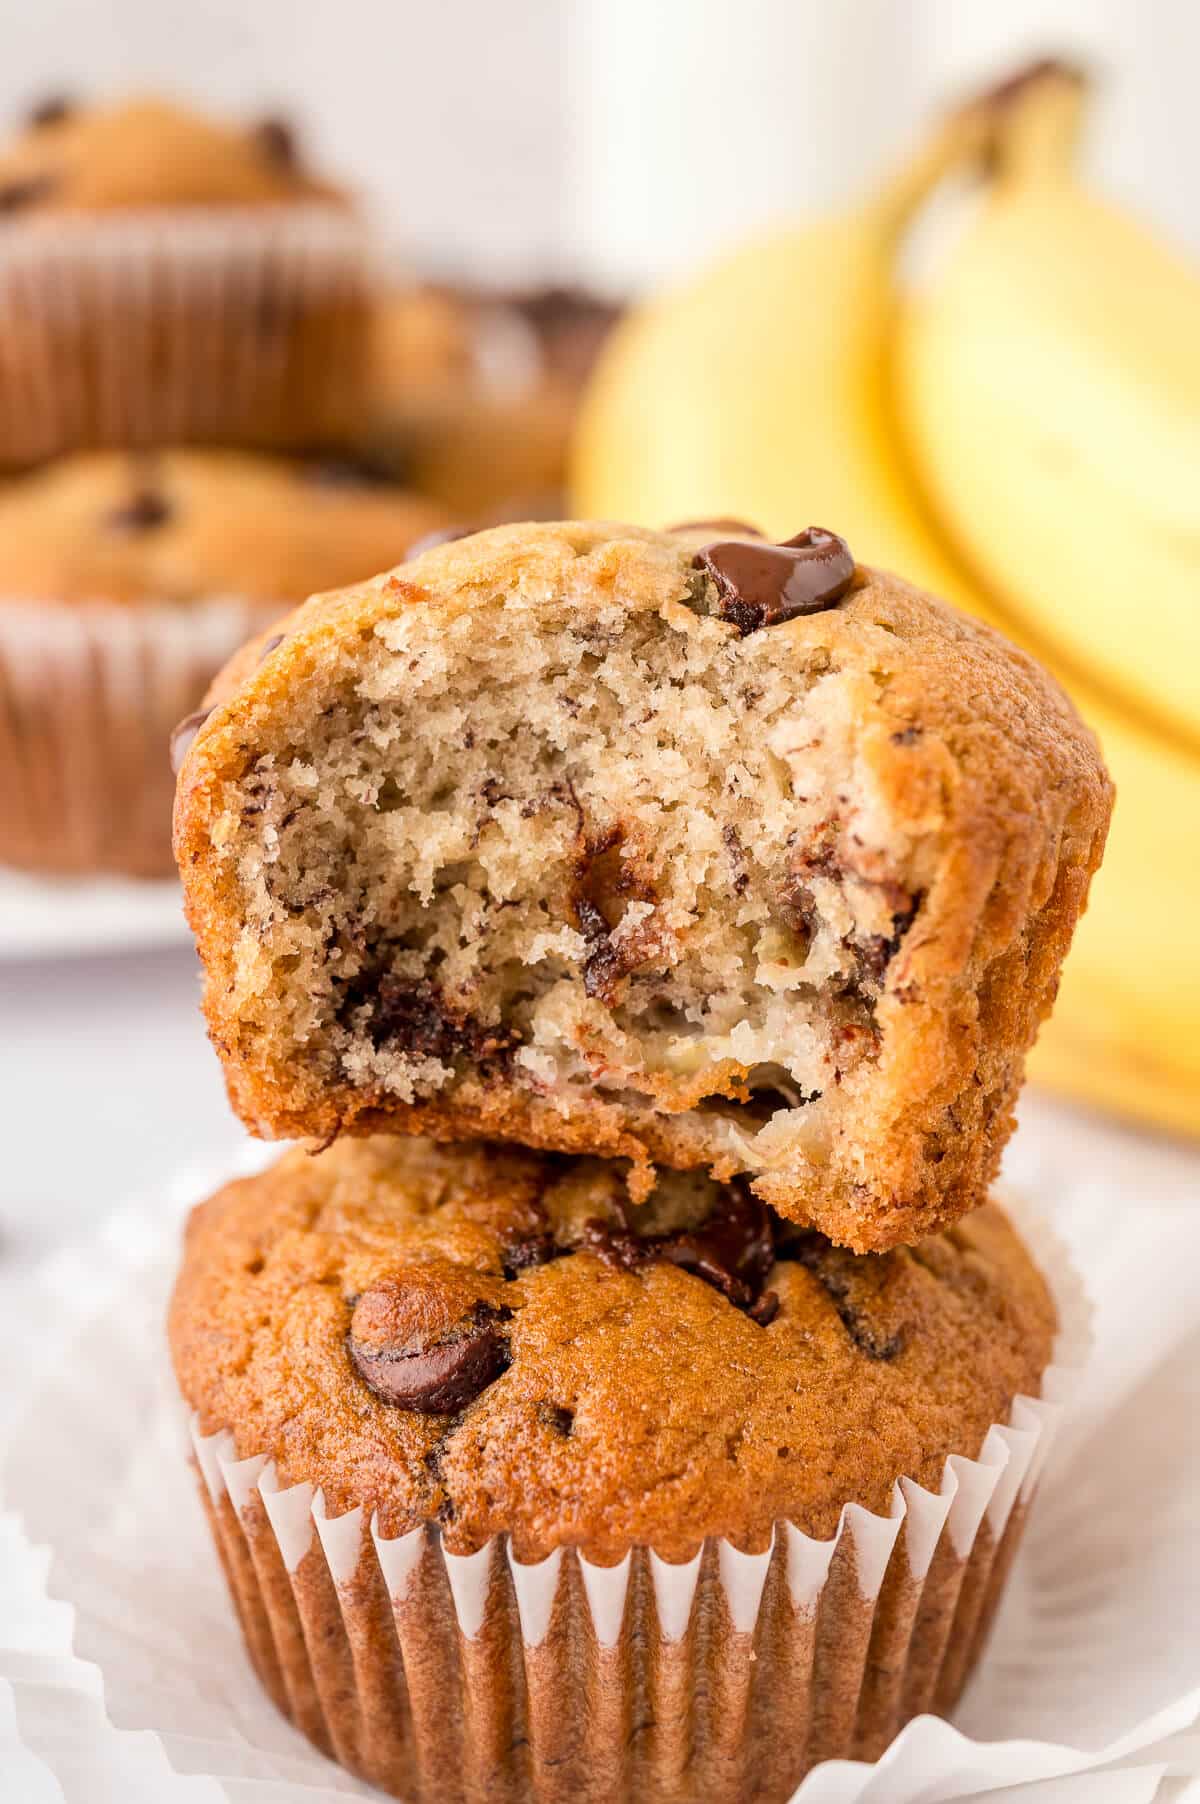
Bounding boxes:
[570,75,1200,1137]
[897,67,1200,753]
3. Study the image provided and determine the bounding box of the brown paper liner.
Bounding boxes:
[0,596,276,876]
[0,207,369,465]
[187,1199,1085,1804]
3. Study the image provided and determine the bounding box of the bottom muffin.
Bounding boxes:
[170,1138,1071,1803]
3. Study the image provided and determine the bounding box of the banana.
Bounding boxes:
[897,67,1200,753]
[570,71,1200,1137]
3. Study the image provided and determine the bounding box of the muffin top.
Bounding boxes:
[0,450,447,607]
[0,96,345,215]
[169,1137,1057,1561]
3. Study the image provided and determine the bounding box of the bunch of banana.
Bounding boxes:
[571,62,1200,1136]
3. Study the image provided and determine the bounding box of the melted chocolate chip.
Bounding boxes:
[106,489,171,532]
[27,94,75,129]
[406,523,477,559]
[349,1299,511,1413]
[777,1232,905,1360]
[169,707,213,775]
[581,1181,775,1315]
[570,822,660,1005]
[694,527,856,635]
[0,172,57,213]
[355,974,518,1067]
[254,116,298,169]
[501,1232,557,1280]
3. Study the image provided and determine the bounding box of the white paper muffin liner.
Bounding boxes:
[0,595,277,876]
[0,207,369,465]
[183,1194,1089,1804]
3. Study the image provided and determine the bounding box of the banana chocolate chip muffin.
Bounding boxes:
[175,520,1111,1250]
[366,281,622,518]
[170,1135,1061,1804]
[0,449,446,876]
[0,94,368,463]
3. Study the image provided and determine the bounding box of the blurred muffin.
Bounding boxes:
[0,95,369,464]
[0,449,446,877]
[367,281,621,518]
[171,1135,1068,1803]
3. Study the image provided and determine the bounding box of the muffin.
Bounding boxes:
[170,1135,1070,1804]
[173,520,1112,1250]
[0,449,446,876]
[0,95,369,464]
[366,282,621,518]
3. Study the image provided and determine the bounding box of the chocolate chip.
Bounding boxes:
[253,116,298,169]
[344,972,519,1069]
[27,94,75,129]
[106,489,171,532]
[694,527,856,635]
[0,173,57,213]
[349,1284,511,1415]
[581,1180,776,1318]
[169,707,213,775]
[501,1232,557,1280]
[257,633,285,665]
[406,524,477,559]
[749,1290,780,1327]
[776,1232,905,1360]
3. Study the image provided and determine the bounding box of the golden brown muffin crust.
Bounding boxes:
[169,1139,1057,1562]
[0,450,446,607]
[0,96,345,212]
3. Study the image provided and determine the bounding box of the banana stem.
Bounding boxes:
[869,105,996,242]
[979,60,1090,183]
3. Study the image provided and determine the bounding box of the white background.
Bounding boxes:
[0,0,1195,287]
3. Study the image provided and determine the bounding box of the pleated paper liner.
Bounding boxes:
[184,1197,1089,1804]
[0,597,277,877]
[0,207,369,466]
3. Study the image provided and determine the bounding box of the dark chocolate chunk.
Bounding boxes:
[106,488,171,532]
[27,94,75,129]
[501,1232,557,1280]
[775,1232,905,1360]
[694,527,856,635]
[349,1299,510,1414]
[0,173,57,213]
[355,974,519,1068]
[253,115,298,169]
[748,1289,780,1327]
[569,821,660,1005]
[406,523,477,559]
[169,707,213,775]
[581,1180,776,1317]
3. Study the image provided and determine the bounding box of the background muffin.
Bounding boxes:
[0,96,369,463]
[0,449,447,876]
[366,281,621,519]
[172,1135,1065,1804]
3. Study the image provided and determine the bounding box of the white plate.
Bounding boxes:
[0,868,191,960]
